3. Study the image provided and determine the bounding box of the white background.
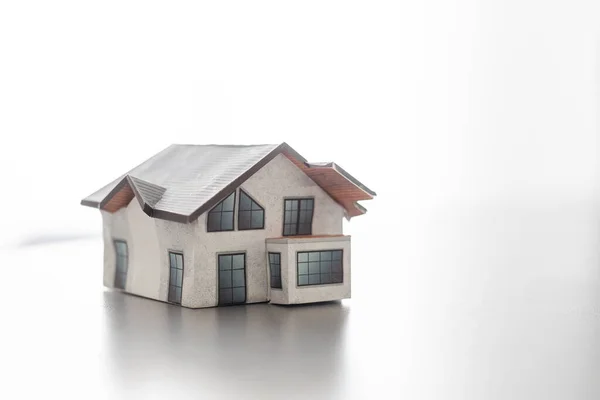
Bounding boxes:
[0,1,599,399]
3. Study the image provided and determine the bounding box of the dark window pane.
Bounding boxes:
[239,211,251,229]
[308,252,320,262]
[222,193,235,211]
[298,223,311,235]
[272,277,282,289]
[332,273,343,283]
[251,210,264,228]
[232,254,245,270]
[332,250,342,260]
[219,271,232,288]
[220,212,233,230]
[176,269,183,286]
[332,261,342,273]
[308,274,320,285]
[170,268,176,284]
[169,253,176,267]
[177,254,184,269]
[308,262,320,274]
[320,251,332,261]
[232,269,245,287]
[300,199,313,210]
[298,253,308,262]
[290,200,298,211]
[285,200,293,210]
[219,289,232,304]
[298,275,309,286]
[298,262,308,275]
[239,192,252,210]
[212,202,223,212]
[284,210,293,223]
[175,287,182,302]
[321,273,332,284]
[272,265,280,277]
[207,213,220,231]
[251,201,262,211]
[233,287,245,303]
[321,260,331,273]
[219,256,232,270]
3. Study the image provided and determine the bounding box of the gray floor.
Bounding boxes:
[2,201,600,399]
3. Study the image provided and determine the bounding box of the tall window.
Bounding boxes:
[168,252,184,304]
[114,240,128,289]
[218,253,246,305]
[297,250,343,286]
[283,198,314,236]
[269,252,282,289]
[207,192,235,232]
[238,189,264,230]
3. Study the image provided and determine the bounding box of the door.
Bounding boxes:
[218,253,246,306]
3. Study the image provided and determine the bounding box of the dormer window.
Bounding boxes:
[283,198,314,236]
[207,192,235,232]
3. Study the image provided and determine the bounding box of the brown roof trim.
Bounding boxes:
[98,177,129,210]
[330,163,377,197]
[186,142,298,222]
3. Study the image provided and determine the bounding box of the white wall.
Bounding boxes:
[193,153,346,307]
[101,199,199,307]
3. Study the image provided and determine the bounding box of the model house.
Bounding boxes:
[81,143,376,308]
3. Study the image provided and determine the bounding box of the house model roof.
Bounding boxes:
[81,142,376,223]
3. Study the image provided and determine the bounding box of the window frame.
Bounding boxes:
[282,197,315,236]
[113,239,128,289]
[268,252,282,289]
[206,191,236,232]
[237,188,265,231]
[296,249,344,287]
[167,251,184,305]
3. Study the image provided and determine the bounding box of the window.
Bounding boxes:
[297,250,343,286]
[168,252,184,304]
[238,189,264,230]
[269,252,282,289]
[283,198,314,236]
[207,192,235,232]
[114,240,128,289]
[218,253,246,305]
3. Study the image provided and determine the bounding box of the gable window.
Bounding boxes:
[168,251,184,304]
[114,240,128,289]
[297,250,343,286]
[238,189,265,230]
[283,198,314,236]
[207,192,235,232]
[269,252,282,289]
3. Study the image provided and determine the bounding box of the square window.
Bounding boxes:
[320,251,332,261]
[332,250,343,260]
[298,252,309,262]
[331,273,343,283]
[321,273,332,284]
[308,262,320,274]
[332,261,342,273]
[308,252,320,262]
[308,274,320,285]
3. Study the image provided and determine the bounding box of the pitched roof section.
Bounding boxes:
[81,142,375,222]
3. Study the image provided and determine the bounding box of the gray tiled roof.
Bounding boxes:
[81,143,283,221]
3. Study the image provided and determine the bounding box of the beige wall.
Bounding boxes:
[100,153,347,308]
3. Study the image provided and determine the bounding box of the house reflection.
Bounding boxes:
[101,292,350,398]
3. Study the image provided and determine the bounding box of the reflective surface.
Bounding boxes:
[2,200,600,399]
